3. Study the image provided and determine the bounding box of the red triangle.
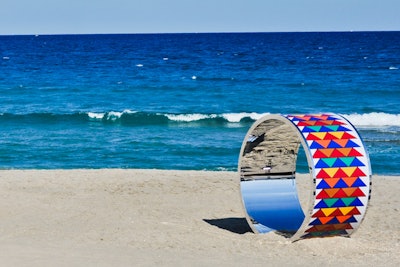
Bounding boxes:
[312,209,326,218]
[316,190,330,199]
[347,207,361,215]
[324,133,338,140]
[314,120,329,126]
[350,188,366,197]
[307,133,322,140]
[336,148,352,156]
[334,168,350,178]
[351,167,366,177]
[331,120,345,125]
[342,132,356,139]
[333,189,349,198]
[331,149,346,157]
[348,148,363,157]
[330,208,344,216]
[298,121,316,126]
[316,169,331,179]
[313,150,330,158]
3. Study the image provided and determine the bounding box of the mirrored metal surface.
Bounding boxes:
[239,117,305,235]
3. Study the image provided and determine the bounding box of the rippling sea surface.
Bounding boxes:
[0,32,399,174]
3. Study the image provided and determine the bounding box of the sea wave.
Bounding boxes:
[0,111,398,127]
[341,112,400,127]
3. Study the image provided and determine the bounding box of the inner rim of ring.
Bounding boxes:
[239,118,308,236]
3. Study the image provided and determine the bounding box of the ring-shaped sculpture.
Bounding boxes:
[239,114,372,241]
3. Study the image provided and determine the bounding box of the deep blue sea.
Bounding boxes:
[0,32,399,175]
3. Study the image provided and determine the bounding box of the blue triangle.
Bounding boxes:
[347,216,358,223]
[302,127,316,132]
[315,159,331,168]
[326,217,341,224]
[327,140,343,148]
[309,218,322,225]
[310,141,325,149]
[334,178,349,188]
[350,158,365,167]
[350,198,364,206]
[309,117,321,121]
[352,177,367,187]
[337,125,352,132]
[319,126,334,132]
[326,116,339,121]
[331,199,346,207]
[291,117,303,121]
[332,158,348,167]
[316,179,331,189]
[315,199,329,208]
[345,140,360,148]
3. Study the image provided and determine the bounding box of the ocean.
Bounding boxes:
[0,32,399,175]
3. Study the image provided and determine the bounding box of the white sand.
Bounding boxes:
[0,169,399,266]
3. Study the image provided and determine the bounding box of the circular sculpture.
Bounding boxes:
[239,114,372,241]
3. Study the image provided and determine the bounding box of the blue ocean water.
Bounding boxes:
[0,32,399,174]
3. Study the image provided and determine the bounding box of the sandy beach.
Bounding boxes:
[0,169,399,266]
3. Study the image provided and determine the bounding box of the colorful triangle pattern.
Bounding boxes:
[286,114,371,240]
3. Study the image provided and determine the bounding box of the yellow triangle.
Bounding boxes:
[321,208,337,216]
[324,167,339,178]
[312,132,327,140]
[339,207,354,216]
[330,131,345,139]
[341,167,357,177]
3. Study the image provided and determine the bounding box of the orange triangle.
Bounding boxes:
[336,148,352,156]
[333,139,349,147]
[319,148,335,157]
[341,177,358,187]
[324,188,340,198]
[336,215,353,223]
[342,187,357,197]
[314,140,332,148]
[319,216,335,224]
[324,178,340,188]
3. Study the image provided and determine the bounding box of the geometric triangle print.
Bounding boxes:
[331,199,347,207]
[302,126,321,132]
[315,199,329,208]
[336,148,353,156]
[345,140,360,148]
[322,158,338,167]
[327,140,345,148]
[313,140,333,148]
[332,158,349,167]
[348,148,363,157]
[313,150,331,158]
[315,159,331,168]
[337,125,352,132]
[331,149,346,157]
[310,141,326,149]
[324,178,341,188]
[332,139,349,148]
[349,198,365,207]
[352,167,367,177]
[341,197,357,206]
[352,177,367,187]
[325,217,341,224]
[323,198,340,208]
[341,177,359,187]
[333,178,350,188]
[350,157,366,167]
[340,157,356,166]
[316,179,332,189]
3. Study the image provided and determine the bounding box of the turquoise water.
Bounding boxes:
[0,32,399,174]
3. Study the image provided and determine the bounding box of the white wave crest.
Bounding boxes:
[88,112,105,120]
[222,112,269,122]
[166,113,217,122]
[87,110,136,121]
[342,112,400,127]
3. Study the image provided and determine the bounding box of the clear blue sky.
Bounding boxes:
[1,0,399,35]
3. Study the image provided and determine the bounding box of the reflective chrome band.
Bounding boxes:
[239,114,372,241]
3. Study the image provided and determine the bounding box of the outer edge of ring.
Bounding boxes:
[239,113,372,241]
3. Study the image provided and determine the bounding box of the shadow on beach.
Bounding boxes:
[203,217,252,234]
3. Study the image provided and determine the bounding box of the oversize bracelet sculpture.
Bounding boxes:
[239,114,372,241]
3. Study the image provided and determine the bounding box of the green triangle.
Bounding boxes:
[308,126,322,132]
[324,198,339,207]
[340,157,355,167]
[325,125,339,131]
[322,158,337,167]
[341,197,356,206]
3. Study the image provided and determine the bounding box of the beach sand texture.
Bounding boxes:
[0,169,399,266]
